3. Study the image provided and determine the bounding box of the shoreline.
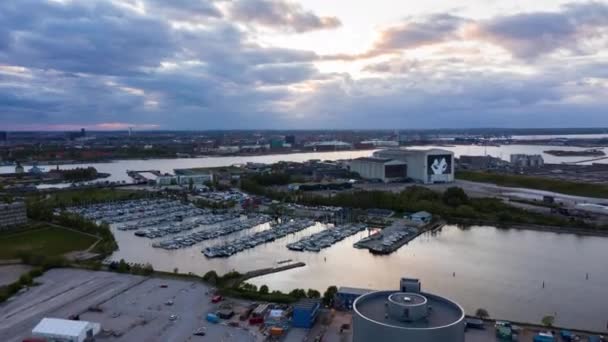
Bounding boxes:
[448,218,608,237]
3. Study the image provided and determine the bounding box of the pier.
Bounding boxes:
[225,262,306,287]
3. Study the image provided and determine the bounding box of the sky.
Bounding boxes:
[1,0,607,130]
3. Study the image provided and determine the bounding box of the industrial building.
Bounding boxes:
[352,148,454,184]
[31,318,101,342]
[510,154,544,168]
[352,278,465,342]
[291,298,321,328]
[335,287,373,310]
[349,157,407,182]
[0,201,27,230]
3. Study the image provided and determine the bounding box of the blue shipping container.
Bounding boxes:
[206,313,220,324]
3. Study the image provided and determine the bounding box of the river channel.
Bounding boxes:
[1,144,606,183]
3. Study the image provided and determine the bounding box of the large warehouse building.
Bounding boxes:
[371,148,455,184]
[349,157,407,182]
[352,278,465,342]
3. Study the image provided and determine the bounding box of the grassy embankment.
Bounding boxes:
[25,188,150,255]
[0,223,98,260]
[457,170,608,199]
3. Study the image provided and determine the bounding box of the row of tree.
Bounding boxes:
[242,173,590,228]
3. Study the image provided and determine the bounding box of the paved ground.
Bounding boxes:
[0,269,259,342]
[306,311,605,342]
[0,265,32,287]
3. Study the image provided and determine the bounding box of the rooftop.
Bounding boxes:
[293,298,321,311]
[355,291,464,329]
[352,157,392,163]
[32,318,91,337]
[375,148,453,156]
[338,286,373,296]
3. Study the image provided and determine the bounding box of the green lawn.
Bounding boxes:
[0,225,98,260]
[38,188,145,207]
[457,171,608,199]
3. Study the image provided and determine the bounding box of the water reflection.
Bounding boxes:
[109,222,608,331]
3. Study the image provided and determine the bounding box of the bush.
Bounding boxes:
[475,308,489,319]
[29,268,43,278]
[202,271,219,285]
[19,274,33,286]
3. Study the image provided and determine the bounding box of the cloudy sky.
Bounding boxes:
[1,0,607,130]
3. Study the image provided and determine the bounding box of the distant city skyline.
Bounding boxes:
[1,0,607,130]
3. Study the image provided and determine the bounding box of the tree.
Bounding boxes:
[259,285,269,295]
[289,288,307,299]
[475,308,489,319]
[202,270,219,285]
[307,289,321,299]
[442,187,469,207]
[322,286,338,306]
[541,315,555,327]
[173,267,179,274]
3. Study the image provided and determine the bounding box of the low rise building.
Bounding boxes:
[335,287,373,310]
[510,154,544,168]
[458,155,508,170]
[173,169,214,185]
[409,211,432,224]
[292,298,321,328]
[31,318,101,342]
[0,202,27,230]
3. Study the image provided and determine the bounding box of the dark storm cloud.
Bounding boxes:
[229,0,341,32]
[0,0,322,128]
[145,0,223,19]
[0,0,176,75]
[0,0,607,130]
[471,2,608,58]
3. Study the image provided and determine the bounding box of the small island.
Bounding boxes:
[544,149,605,157]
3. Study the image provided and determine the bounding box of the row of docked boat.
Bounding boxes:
[63,199,188,224]
[203,219,315,258]
[152,215,272,250]
[353,226,418,254]
[286,223,367,252]
[118,206,209,231]
[133,212,240,238]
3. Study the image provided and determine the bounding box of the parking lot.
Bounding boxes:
[0,269,258,342]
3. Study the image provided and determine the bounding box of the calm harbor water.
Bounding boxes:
[109,222,608,331]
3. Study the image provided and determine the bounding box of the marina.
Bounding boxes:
[286,223,367,252]
[131,212,240,238]
[63,199,200,225]
[203,219,315,258]
[354,223,420,255]
[152,214,272,250]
